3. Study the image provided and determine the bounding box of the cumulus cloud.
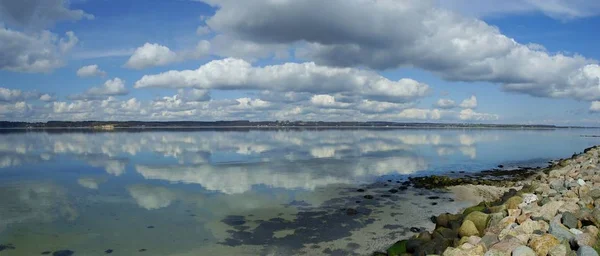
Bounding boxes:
[0,87,48,102]
[0,0,93,29]
[0,26,78,72]
[39,94,56,102]
[459,95,478,109]
[199,0,600,102]
[134,58,430,103]
[435,98,456,109]
[76,64,107,77]
[124,41,210,69]
[69,78,129,100]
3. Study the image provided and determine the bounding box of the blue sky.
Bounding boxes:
[1,0,600,125]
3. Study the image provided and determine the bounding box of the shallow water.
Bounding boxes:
[0,128,598,255]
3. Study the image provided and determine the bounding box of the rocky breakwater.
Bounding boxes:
[380,146,600,256]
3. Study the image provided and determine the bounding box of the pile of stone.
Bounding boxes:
[383,146,600,256]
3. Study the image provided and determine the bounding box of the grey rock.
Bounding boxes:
[589,189,600,199]
[550,216,575,242]
[513,245,536,256]
[562,212,579,229]
[551,180,565,191]
[480,233,500,250]
[577,246,599,256]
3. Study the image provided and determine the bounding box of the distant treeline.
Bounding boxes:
[0,120,564,129]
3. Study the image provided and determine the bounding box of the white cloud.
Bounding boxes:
[459,95,478,109]
[0,87,43,102]
[76,64,107,77]
[0,26,78,73]
[199,0,600,102]
[0,0,94,29]
[590,101,600,112]
[134,58,430,103]
[310,94,350,108]
[39,94,56,102]
[124,41,211,69]
[128,185,176,210]
[196,25,211,35]
[459,109,499,121]
[69,78,129,100]
[435,98,456,109]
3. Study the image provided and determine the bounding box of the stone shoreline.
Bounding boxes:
[377,145,600,256]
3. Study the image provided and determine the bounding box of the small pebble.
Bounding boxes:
[147,226,154,229]
[105,249,113,254]
[410,227,420,232]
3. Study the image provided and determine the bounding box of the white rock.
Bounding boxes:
[578,179,586,186]
[571,228,584,235]
[523,193,538,204]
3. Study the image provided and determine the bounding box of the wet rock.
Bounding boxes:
[433,227,458,240]
[410,227,420,233]
[577,246,599,256]
[386,240,407,256]
[458,220,479,238]
[443,244,485,256]
[498,165,504,168]
[147,225,155,229]
[105,249,113,254]
[512,245,536,256]
[418,231,432,241]
[52,250,75,256]
[562,212,578,229]
[529,234,560,256]
[139,249,147,252]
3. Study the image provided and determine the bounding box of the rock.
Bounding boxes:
[523,194,539,204]
[575,233,597,247]
[583,225,599,238]
[562,212,579,229]
[346,208,359,215]
[550,180,565,190]
[489,212,507,227]
[550,216,576,242]
[571,228,584,235]
[433,227,458,240]
[464,211,490,235]
[509,209,522,217]
[459,220,479,238]
[410,227,420,233]
[518,219,542,234]
[490,237,523,253]
[418,231,432,241]
[463,204,487,216]
[507,196,524,209]
[442,244,486,256]
[529,234,560,256]
[533,201,564,221]
[467,236,481,245]
[480,233,500,250]
[513,245,536,256]
[588,189,600,199]
[484,249,509,256]
[577,246,599,256]
[387,240,407,256]
[578,179,586,186]
[548,244,568,256]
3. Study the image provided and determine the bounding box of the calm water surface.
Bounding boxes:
[0,129,598,255]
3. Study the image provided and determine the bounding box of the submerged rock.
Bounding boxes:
[52,250,75,256]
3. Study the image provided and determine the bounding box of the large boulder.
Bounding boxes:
[507,196,524,210]
[529,234,560,256]
[533,201,564,221]
[459,220,480,238]
[464,211,490,236]
[550,216,575,242]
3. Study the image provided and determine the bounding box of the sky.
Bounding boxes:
[1,0,600,125]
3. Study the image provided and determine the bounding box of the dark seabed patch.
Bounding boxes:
[146,225,154,229]
[0,244,16,251]
[41,252,51,255]
[52,250,75,256]
[139,248,147,252]
[105,249,113,254]
[383,224,403,230]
